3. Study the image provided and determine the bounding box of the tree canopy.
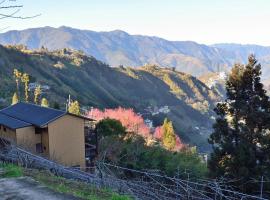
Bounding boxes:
[68,100,80,115]
[41,98,49,107]
[96,118,126,138]
[12,92,18,105]
[161,118,177,150]
[208,55,270,191]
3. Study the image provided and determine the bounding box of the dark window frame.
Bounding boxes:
[35,127,48,134]
[35,128,43,134]
[36,143,43,153]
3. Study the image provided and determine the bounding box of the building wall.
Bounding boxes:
[0,125,16,144]
[16,126,40,152]
[48,115,85,167]
[41,129,49,157]
[0,124,50,157]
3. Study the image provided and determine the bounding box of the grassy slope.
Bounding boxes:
[0,163,23,178]
[0,163,130,200]
[25,170,131,200]
[0,45,221,151]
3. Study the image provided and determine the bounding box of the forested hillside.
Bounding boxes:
[0,45,221,151]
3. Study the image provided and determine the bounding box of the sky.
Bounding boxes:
[2,0,270,45]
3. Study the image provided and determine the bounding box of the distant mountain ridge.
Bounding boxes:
[1,26,270,77]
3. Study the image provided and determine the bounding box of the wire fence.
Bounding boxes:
[0,142,268,200]
[96,162,269,200]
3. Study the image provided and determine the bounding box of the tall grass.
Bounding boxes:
[0,163,23,178]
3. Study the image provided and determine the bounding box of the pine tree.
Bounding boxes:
[34,85,41,104]
[21,73,29,102]
[209,55,270,187]
[96,118,126,137]
[12,92,19,105]
[68,101,80,115]
[162,118,176,150]
[41,98,49,107]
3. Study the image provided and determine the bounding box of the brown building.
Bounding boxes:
[0,102,94,168]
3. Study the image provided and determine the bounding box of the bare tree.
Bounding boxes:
[0,0,40,30]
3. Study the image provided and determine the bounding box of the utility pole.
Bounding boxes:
[68,94,71,107]
[185,169,190,200]
[176,166,180,192]
[260,176,264,199]
[66,94,71,111]
[187,172,190,200]
[214,179,218,200]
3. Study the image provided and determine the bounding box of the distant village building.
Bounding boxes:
[144,119,153,129]
[0,103,96,168]
[144,105,170,116]
[159,106,170,114]
[28,83,50,92]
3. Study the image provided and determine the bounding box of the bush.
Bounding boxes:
[99,134,207,179]
[0,163,23,178]
[96,118,126,137]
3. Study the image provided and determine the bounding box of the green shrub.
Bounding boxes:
[96,118,126,138]
[99,135,208,179]
[111,194,131,200]
[0,163,23,178]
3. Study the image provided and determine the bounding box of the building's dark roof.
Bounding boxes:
[0,113,31,129]
[68,112,95,121]
[0,102,94,130]
[0,102,66,127]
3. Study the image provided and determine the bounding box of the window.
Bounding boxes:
[3,127,6,132]
[35,128,42,134]
[35,127,48,134]
[36,143,43,153]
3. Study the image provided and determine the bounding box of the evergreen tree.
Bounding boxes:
[21,73,29,102]
[41,98,49,107]
[96,118,126,138]
[209,55,270,188]
[162,118,176,150]
[68,101,80,115]
[12,92,19,105]
[53,102,60,109]
[34,85,41,104]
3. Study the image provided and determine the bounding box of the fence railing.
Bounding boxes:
[0,144,268,200]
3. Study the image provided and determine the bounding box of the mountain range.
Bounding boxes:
[1,26,270,151]
[0,26,270,78]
